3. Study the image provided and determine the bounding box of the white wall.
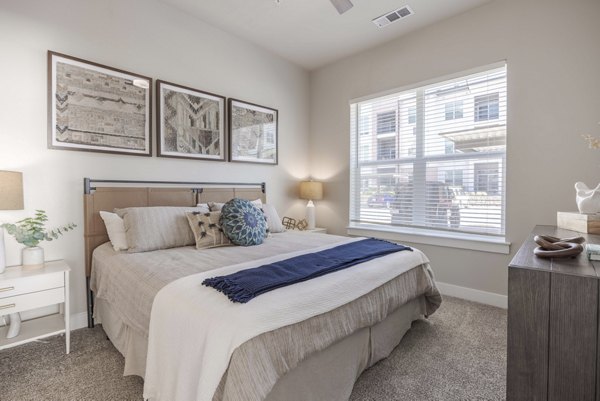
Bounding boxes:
[309,0,600,296]
[0,0,310,319]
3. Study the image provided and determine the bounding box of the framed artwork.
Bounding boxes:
[47,51,152,156]
[228,98,278,165]
[156,80,226,161]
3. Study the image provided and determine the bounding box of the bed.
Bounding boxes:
[83,179,442,401]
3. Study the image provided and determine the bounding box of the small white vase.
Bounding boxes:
[22,246,44,269]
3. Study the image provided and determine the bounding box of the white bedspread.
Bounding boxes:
[143,237,430,401]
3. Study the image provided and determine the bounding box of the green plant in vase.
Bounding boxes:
[1,210,76,268]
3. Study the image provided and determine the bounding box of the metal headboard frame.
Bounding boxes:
[84,177,266,195]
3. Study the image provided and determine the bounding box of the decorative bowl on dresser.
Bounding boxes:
[507,225,600,401]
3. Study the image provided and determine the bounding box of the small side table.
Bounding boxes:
[0,260,70,353]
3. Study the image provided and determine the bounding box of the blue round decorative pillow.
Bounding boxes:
[220,198,268,246]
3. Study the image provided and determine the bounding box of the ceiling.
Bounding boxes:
[159,0,491,70]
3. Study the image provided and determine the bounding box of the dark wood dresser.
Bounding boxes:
[508,225,600,401]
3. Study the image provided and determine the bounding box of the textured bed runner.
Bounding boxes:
[202,238,411,303]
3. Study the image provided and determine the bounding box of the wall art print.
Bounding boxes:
[228,98,278,165]
[157,80,226,161]
[47,51,152,156]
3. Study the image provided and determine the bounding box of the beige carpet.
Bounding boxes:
[0,297,506,401]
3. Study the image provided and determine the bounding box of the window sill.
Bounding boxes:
[347,223,510,254]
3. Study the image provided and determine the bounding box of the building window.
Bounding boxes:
[445,170,463,186]
[350,64,507,237]
[474,162,500,195]
[376,111,396,134]
[474,93,500,122]
[408,107,416,124]
[444,100,463,120]
[377,137,396,160]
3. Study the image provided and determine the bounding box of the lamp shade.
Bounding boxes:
[299,181,323,201]
[0,171,24,210]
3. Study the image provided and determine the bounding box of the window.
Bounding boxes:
[444,100,463,120]
[474,162,500,195]
[445,170,463,186]
[350,64,507,238]
[377,137,396,160]
[376,111,396,134]
[474,93,499,122]
[407,107,416,124]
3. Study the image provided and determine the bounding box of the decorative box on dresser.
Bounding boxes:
[0,260,70,353]
[507,225,600,401]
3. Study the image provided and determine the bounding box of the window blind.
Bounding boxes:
[350,64,507,237]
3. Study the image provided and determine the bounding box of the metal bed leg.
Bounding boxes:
[86,276,94,328]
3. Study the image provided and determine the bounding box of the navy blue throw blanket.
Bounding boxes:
[202,238,412,303]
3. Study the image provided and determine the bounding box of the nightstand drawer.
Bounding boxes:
[0,272,64,299]
[0,287,64,316]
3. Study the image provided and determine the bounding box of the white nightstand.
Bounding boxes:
[0,260,70,353]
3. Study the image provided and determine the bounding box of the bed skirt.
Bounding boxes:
[96,296,426,401]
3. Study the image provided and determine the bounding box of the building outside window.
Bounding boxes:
[350,63,507,238]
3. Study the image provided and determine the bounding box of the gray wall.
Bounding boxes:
[309,0,600,296]
[0,0,310,319]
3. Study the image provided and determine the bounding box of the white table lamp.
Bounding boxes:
[299,181,323,230]
[0,171,24,274]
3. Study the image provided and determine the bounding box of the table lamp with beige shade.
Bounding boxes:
[0,171,24,274]
[299,180,323,230]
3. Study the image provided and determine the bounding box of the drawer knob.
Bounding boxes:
[0,286,15,293]
[0,303,16,310]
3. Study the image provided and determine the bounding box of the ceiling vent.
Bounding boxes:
[372,6,414,28]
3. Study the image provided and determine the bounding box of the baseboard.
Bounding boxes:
[436,281,507,309]
[71,312,89,330]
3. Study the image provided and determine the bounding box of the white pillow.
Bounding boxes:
[99,211,128,251]
[262,203,285,233]
[196,203,209,210]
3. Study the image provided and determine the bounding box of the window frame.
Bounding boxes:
[348,62,509,253]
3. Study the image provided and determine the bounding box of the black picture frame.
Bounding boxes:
[47,51,152,157]
[228,98,278,165]
[156,80,227,161]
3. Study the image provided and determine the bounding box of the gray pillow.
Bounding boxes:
[115,206,209,253]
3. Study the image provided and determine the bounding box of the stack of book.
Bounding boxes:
[586,243,600,261]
